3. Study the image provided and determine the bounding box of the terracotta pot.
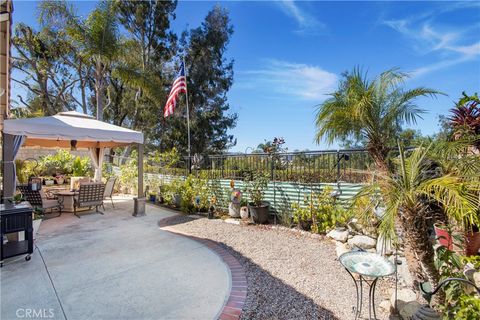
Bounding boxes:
[465,231,480,256]
[434,224,453,250]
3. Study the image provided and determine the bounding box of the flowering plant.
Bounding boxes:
[230,189,242,204]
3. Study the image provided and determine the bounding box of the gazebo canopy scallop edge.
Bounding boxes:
[2,111,146,216]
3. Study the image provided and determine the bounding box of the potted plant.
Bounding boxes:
[148,191,157,203]
[292,201,312,231]
[32,208,44,240]
[71,156,91,190]
[245,171,270,224]
[11,191,23,205]
[44,177,55,186]
[55,174,65,185]
[158,185,166,204]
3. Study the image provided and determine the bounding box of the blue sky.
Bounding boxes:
[11,1,480,152]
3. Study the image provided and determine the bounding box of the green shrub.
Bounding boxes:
[244,171,269,206]
[118,161,138,193]
[209,178,229,208]
[72,156,91,177]
[292,187,351,233]
[436,245,480,319]
[39,150,75,175]
[163,178,184,206]
[180,173,210,213]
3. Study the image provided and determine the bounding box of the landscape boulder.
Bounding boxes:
[347,235,376,250]
[390,288,417,311]
[399,301,422,320]
[327,229,349,243]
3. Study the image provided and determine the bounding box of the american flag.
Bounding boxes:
[164,62,187,117]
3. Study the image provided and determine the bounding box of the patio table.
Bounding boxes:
[55,191,84,213]
[339,251,395,320]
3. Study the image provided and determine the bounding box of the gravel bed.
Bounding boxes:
[163,215,394,320]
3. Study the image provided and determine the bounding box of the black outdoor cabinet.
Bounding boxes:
[0,202,34,266]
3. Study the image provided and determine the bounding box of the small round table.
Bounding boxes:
[339,251,395,320]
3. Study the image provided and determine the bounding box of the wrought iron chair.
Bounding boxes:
[17,184,63,217]
[103,177,117,208]
[74,182,105,218]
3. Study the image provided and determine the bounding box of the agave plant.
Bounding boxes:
[353,142,480,300]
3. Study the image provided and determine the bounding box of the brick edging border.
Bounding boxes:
[159,215,246,320]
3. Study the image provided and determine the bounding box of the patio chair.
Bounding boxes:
[17,185,63,217]
[74,182,105,218]
[103,177,117,208]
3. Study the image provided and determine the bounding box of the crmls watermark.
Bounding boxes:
[16,308,55,318]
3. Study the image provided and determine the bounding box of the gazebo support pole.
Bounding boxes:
[133,143,146,217]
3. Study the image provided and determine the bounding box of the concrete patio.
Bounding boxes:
[1,196,230,320]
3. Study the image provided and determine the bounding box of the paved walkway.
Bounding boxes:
[1,196,230,320]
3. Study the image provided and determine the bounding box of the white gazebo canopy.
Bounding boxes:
[3,111,143,148]
[2,111,146,216]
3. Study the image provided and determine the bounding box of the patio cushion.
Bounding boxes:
[43,199,60,209]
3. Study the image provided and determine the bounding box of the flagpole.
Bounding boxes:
[183,55,192,174]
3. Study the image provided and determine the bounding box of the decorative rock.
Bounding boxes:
[473,272,480,288]
[347,218,362,232]
[411,305,441,320]
[400,301,422,320]
[335,241,350,257]
[391,288,417,311]
[377,233,394,256]
[347,235,377,250]
[224,218,240,225]
[327,229,349,243]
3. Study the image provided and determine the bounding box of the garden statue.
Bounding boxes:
[229,181,242,218]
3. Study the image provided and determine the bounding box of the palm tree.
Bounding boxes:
[40,0,119,121]
[354,143,479,300]
[315,68,441,172]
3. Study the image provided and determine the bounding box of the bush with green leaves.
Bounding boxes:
[163,178,184,206]
[292,186,351,233]
[209,178,229,208]
[244,171,269,206]
[435,243,480,319]
[72,156,91,177]
[118,161,138,193]
[179,173,210,213]
[38,150,75,175]
[15,159,40,183]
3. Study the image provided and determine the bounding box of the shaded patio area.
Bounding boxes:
[0,198,230,320]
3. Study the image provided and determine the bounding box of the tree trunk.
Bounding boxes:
[367,144,390,174]
[95,60,104,121]
[401,206,444,305]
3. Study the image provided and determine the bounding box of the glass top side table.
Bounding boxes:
[339,251,395,320]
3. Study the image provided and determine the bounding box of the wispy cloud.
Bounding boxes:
[276,1,325,35]
[382,3,480,77]
[240,59,337,101]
